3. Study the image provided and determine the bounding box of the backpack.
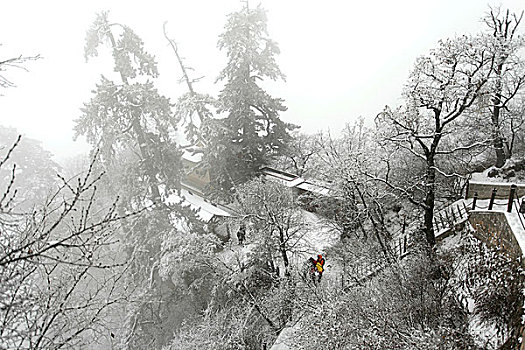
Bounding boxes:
[316,256,325,273]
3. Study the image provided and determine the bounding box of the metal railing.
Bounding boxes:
[433,200,470,233]
[512,196,525,232]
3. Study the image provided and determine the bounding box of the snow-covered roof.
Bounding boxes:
[261,167,296,181]
[287,177,306,187]
[167,189,232,222]
[296,181,331,196]
[182,188,232,222]
[261,167,333,197]
[182,150,203,163]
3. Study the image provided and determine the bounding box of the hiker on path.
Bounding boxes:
[306,257,317,282]
[314,254,325,282]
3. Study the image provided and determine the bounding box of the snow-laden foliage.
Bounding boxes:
[77,12,209,350]
[291,245,476,349]
[271,131,323,178]
[3,5,523,350]
[76,77,182,195]
[235,177,308,277]
[479,8,525,167]
[0,53,40,91]
[84,12,157,79]
[443,230,525,348]
[174,92,216,145]
[206,5,296,199]
[217,5,284,83]
[159,227,221,291]
[376,33,495,246]
[164,300,276,350]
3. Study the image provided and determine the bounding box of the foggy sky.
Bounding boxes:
[1,0,524,162]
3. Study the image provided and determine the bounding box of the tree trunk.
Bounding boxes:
[130,112,162,204]
[107,30,163,205]
[278,228,290,277]
[492,63,507,168]
[423,158,437,247]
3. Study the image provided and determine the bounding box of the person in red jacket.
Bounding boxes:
[313,254,325,282]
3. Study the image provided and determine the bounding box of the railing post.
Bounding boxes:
[439,213,446,228]
[488,188,497,210]
[472,192,478,210]
[508,184,517,213]
[444,209,452,223]
[450,207,457,222]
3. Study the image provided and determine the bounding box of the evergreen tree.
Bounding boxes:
[78,11,182,202]
[76,12,205,349]
[208,4,296,197]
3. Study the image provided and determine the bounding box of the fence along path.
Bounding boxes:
[343,218,419,287]
[433,199,470,236]
[350,182,525,287]
[434,181,525,239]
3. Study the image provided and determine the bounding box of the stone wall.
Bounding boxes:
[467,211,525,349]
[468,211,523,258]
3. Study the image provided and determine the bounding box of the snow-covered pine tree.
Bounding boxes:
[76,12,207,349]
[208,4,297,198]
[77,12,182,202]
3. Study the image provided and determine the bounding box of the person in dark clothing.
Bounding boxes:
[237,223,246,244]
[306,257,317,282]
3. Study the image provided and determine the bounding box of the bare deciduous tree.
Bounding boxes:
[375,35,494,246]
[0,51,40,91]
[0,140,136,349]
[483,7,525,167]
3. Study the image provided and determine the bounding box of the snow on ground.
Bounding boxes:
[470,164,515,184]
[470,158,525,184]
[247,208,340,276]
[297,209,338,253]
[214,207,339,279]
[505,210,525,255]
[471,169,511,184]
[270,326,298,350]
[438,232,463,251]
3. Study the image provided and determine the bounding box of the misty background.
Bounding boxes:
[1,0,522,162]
